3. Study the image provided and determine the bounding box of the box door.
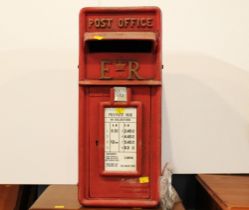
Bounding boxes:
[87,86,151,199]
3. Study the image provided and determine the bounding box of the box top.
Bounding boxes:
[79,7,161,33]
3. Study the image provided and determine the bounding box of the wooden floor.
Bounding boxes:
[30,185,185,210]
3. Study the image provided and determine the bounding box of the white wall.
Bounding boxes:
[0,0,248,184]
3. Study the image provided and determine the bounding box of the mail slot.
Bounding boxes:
[78,7,162,207]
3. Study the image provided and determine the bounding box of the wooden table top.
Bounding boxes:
[197,174,249,210]
[30,185,185,210]
[0,185,20,210]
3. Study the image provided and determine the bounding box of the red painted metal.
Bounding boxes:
[79,7,162,207]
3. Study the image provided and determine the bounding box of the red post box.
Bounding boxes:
[79,7,162,207]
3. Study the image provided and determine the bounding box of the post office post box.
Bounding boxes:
[79,7,162,207]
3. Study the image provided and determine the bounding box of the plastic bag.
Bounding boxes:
[160,163,180,210]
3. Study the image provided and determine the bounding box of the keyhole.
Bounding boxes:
[96,140,99,146]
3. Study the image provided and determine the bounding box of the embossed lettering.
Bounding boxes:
[88,18,113,29]
[100,60,112,79]
[128,61,142,80]
[118,17,153,28]
[99,60,142,80]
[88,17,153,29]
